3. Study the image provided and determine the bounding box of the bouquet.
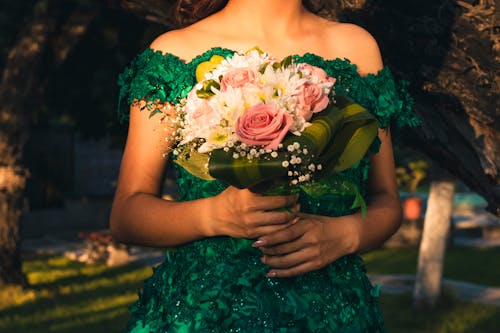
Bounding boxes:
[167,48,378,213]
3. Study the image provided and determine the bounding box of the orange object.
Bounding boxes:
[403,196,423,220]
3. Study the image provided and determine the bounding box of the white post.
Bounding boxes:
[413,180,455,308]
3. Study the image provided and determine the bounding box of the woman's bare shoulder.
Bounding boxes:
[321,21,384,75]
[149,28,200,61]
[149,15,219,61]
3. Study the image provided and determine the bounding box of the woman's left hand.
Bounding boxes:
[254,213,360,278]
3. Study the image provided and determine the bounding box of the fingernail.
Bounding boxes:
[291,217,300,225]
[266,271,277,277]
[260,256,266,263]
[252,239,266,247]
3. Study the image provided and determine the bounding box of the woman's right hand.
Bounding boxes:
[209,186,300,239]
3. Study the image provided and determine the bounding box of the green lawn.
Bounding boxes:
[362,245,500,287]
[0,254,151,333]
[381,293,500,333]
[0,247,499,333]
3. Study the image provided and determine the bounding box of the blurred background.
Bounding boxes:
[0,0,498,332]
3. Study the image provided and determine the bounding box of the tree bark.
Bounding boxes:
[108,0,175,27]
[51,3,102,66]
[0,0,100,286]
[0,0,55,286]
[413,180,456,308]
[339,0,500,215]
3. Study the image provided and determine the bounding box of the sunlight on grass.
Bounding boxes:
[0,285,38,308]
[0,254,152,333]
[1,251,499,333]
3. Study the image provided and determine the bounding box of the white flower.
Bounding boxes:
[198,126,235,153]
[208,51,270,79]
[260,64,306,103]
[208,86,246,126]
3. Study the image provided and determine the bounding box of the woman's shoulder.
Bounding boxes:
[149,17,383,75]
[317,20,383,76]
[149,18,218,62]
[149,28,199,61]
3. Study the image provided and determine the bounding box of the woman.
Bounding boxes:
[111,0,418,331]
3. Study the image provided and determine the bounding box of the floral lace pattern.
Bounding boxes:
[117,47,419,332]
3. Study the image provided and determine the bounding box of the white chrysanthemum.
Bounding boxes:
[207,51,269,80]
[208,86,247,126]
[197,125,236,153]
[240,84,268,106]
[261,65,306,101]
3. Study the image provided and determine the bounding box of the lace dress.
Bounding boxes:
[117,47,419,333]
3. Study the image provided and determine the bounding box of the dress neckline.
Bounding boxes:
[144,46,389,79]
[149,46,343,65]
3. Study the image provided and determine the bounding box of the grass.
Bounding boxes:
[0,253,152,333]
[381,292,500,333]
[0,247,499,333]
[361,245,500,287]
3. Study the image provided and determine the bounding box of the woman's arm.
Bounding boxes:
[110,98,299,248]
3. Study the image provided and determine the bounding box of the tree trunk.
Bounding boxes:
[0,0,100,286]
[0,0,55,286]
[413,180,456,308]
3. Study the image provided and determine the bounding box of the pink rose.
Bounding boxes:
[299,63,336,84]
[295,83,330,120]
[220,68,256,91]
[236,104,293,150]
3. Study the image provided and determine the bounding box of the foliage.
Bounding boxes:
[396,159,428,193]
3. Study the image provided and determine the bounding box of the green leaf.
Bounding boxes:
[173,144,215,181]
[209,149,288,188]
[196,79,220,98]
[259,63,269,74]
[280,56,293,68]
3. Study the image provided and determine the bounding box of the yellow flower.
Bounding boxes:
[195,55,225,82]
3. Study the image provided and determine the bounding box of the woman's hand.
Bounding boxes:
[254,213,360,278]
[209,186,301,239]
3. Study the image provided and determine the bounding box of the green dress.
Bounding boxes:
[117,47,419,333]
